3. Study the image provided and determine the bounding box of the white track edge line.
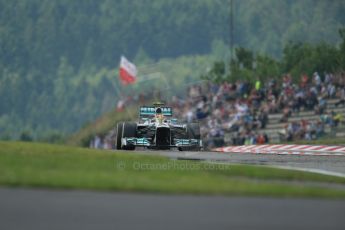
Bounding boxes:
[204,161,345,178]
[270,165,345,178]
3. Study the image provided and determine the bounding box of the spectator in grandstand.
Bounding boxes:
[315,96,327,115]
[320,112,335,127]
[316,121,325,138]
[258,108,269,128]
[266,90,279,113]
[327,83,336,98]
[116,98,126,112]
[332,111,344,127]
[300,74,309,88]
[305,90,318,110]
[335,87,345,107]
[93,135,102,149]
[292,89,305,113]
[196,107,209,120]
[279,106,291,122]
[313,72,322,89]
[304,121,316,140]
[206,117,225,148]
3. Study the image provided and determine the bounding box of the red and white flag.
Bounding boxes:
[119,56,137,85]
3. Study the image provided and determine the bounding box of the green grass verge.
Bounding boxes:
[1,141,345,198]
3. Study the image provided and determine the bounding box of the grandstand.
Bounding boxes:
[224,98,345,145]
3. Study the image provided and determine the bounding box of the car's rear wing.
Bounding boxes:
[139,106,173,117]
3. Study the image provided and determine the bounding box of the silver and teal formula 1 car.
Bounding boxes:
[116,103,202,151]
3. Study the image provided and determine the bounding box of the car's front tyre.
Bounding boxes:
[116,122,123,150]
[122,122,137,150]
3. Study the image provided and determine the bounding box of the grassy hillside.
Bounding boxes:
[66,106,137,147]
[1,141,345,198]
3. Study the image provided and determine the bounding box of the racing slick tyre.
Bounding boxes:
[116,122,123,150]
[179,123,201,151]
[187,123,201,139]
[122,122,137,150]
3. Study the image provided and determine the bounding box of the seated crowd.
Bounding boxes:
[169,71,345,148]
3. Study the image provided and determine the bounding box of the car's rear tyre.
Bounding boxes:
[181,123,201,151]
[122,122,137,150]
[187,123,201,139]
[116,122,123,150]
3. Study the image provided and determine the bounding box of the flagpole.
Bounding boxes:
[160,72,171,103]
[114,77,134,120]
[229,0,234,60]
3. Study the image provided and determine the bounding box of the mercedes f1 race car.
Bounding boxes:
[116,103,202,151]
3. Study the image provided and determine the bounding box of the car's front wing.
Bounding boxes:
[122,137,202,148]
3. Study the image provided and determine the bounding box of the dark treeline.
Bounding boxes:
[0,0,229,72]
[0,0,344,141]
[204,29,345,84]
[1,0,344,72]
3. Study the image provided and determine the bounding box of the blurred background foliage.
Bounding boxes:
[0,0,344,141]
[204,30,345,84]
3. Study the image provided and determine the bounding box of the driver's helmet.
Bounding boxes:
[155,107,164,123]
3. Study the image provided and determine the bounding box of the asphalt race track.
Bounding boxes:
[134,150,345,176]
[0,187,344,230]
